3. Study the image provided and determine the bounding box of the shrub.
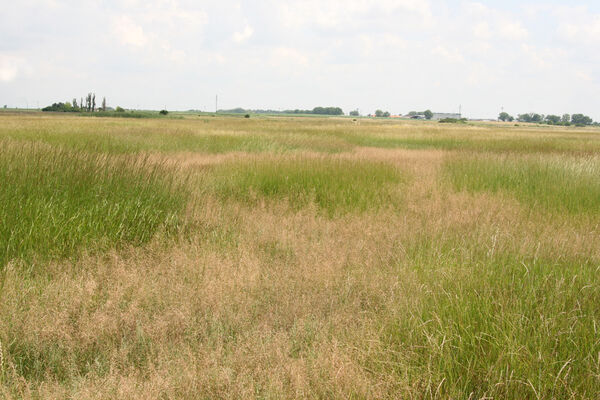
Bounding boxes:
[439,118,467,124]
[159,110,169,115]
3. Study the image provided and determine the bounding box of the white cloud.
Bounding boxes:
[472,22,491,39]
[0,55,28,82]
[270,47,309,68]
[431,46,464,64]
[498,21,528,40]
[275,0,434,30]
[558,15,600,43]
[112,16,147,47]
[233,25,254,43]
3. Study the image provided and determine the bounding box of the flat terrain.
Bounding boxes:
[1,112,599,399]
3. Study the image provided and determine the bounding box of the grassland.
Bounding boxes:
[0,112,599,399]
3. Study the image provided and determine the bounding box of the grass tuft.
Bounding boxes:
[0,141,188,268]
[444,154,600,214]
[207,157,404,216]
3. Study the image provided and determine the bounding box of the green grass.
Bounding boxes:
[444,154,600,214]
[377,235,600,398]
[2,114,600,156]
[0,140,188,269]
[207,157,404,216]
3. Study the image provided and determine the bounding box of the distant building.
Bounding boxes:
[431,113,461,120]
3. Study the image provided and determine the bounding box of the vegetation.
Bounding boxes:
[444,153,600,214]
[375,110,391,117]
[438,117,467,123]
[207,157,403,216]
[312,106,344,115]
[516,112,594,126]
[42,92,108,113]
[41,102,76,112]
[0,140,187,268]
[0,113,599,398]
[218,106,344,115]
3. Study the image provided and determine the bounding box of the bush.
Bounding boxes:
[244,114,250,118]
[439,118,467,124]
[159,110,169,115]
[41,102,75,112]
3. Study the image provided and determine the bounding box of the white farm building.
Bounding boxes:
[431,113,461,120]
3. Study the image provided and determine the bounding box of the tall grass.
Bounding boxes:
[375,234,600,398]
[0,141,188,268]
[207,157,404,216]
[3,114,600,156]
[444,154,600,214]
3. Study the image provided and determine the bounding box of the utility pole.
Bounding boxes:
[215,95,218,113]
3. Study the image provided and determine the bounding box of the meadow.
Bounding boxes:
[0,112,599,399]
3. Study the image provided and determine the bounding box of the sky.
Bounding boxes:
[1,0,600,119]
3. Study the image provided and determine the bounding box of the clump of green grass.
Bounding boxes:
[0,141,188,268]
[378,236,600,398]
[444,154,600,214]
[207,157,404,216]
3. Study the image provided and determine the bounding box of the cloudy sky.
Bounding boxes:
[1,0,599,119]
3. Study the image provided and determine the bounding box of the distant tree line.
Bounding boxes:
[499,111,595,126]
[42,93,110,112]
[406,110,434,119]
[374,110,391,117]
[218,106,344,116]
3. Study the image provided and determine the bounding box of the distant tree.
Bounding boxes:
[85,93,92,112]
[407,111,418,116]
[531,113,542,123]
[92,94,96,112]
[159,109,169,115]
[312,106,343,115]
[349,110,359,117]
[375,110,384,117]
[545,115,561,125]
[382,111,390,117]
[115,106,125,112]
[41,102,73,112]
[3,105,7,109]
[101,97,106,112]
[517,113,532,123]
[423,109,433,120]
[561,114,570,124]
[571,114,593,125]
[498,112,514,122]
[72,98,78,109]
[244,114,250,118]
